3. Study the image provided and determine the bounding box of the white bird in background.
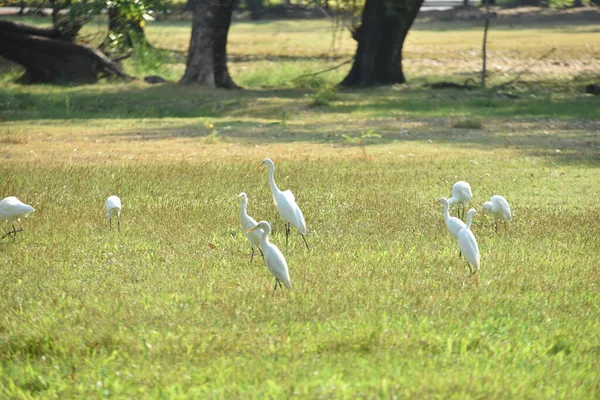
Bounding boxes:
[448,181,473,220]
[434,197,466,239]
[237,192,264,262]
[482,195,512,232]
[248,220,291,293]
[257,158,309,250]
[106,195,122,231]
[0,196,35,240]
[458,208,480,276]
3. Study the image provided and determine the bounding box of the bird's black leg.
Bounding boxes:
[258,247,264,259]
[301,233,310,251]
[285,223,290,248]
[109,217,112,230]
[117,217,120,232]
[458,250,462,258]
[250,246,255,263]
[273,279,279,294]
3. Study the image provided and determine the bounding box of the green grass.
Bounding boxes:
[1,16,600,399]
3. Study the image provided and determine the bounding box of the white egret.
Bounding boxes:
[257,158,309,250]
[0,196,35,239]
[237,192,264,262]
[448,181,473,220]
[458,208,480,276]
[248,221,291,292]
[434,197,466,238]
[482,195,512,232]
[106,195,122,231]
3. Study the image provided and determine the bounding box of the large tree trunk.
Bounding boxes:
[341,0,424,86]
[0,20,134,84]
[180,0,238,88]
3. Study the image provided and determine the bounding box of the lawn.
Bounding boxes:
[0,13,599,398]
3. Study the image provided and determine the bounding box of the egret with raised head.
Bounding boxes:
[237,192,263,262]
[458,208,480,276]
[257,158,309,250]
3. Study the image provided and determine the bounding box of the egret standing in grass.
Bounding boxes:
[0,197,35,240]
[257,158,309,250]
[448,181,473,220]
[237,192,264,262]
[106,195,122,231]
[434,197,466,239]
[458,208,480,276]
[248,221,291,293]
[482,195,512,232]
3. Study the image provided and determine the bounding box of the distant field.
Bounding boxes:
[0,15,599,398]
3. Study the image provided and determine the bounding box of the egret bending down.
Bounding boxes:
[448,181,473,220]
[0,197,35,239]
[458,208,480,276]
[482,195,511,232]
[248,221,291,292]
[257,158,309,250]
[106,195,122,231]
[237,192,263,262]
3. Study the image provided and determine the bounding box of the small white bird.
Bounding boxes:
[248,221,291,292]
[106,195,122,231]
[482,195,512,232]
[434,197,466,238]
[257,158,309,250]
[0,196,35,239]
[458,208,480,276]
[237,192,263,262]
[448,181,473,220]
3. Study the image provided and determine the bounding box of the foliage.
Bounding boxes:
[310,83,338,107]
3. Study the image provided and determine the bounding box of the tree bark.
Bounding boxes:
[341,0,424,87]
[180,0,238,88]
[0,20,134,84]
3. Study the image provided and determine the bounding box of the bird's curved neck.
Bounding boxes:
[447,197,457,205]
[259,227,271,247]
[442,202,450,223]
[267,164,281,195]
[466,213,473,229]
[239,198,249,219]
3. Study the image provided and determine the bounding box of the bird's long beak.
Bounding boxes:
[247,226,258,233]
[256,163,263,170]
[431,200,439,205]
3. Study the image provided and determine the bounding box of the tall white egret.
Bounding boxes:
[482,195,512,232]
[248,221,291,293]
[448,181,473,220]
[458,208,480,276]
[257,158,309,250]
[434,197,466,238]
[106,195,121,231]
[237,192,263,262]
[0,196,35,239]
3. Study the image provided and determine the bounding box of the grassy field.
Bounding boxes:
[1,14,600,398]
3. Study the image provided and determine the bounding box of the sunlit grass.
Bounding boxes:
[1,14,599,399]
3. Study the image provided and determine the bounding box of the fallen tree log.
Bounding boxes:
[0,20,135,84]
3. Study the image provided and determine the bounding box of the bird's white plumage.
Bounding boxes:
[0,196,35,222]
[436,197,466,238]
[237,192,262,249]
[458,208,480,274]
[483,195,511,221]
[448,181,473,206]
[259,158,307,235]
[106,195,121,219]
[249,221,291,289]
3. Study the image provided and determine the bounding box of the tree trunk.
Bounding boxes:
[0,20,134,84]
[180,0,238,88]
[341,0,424,86]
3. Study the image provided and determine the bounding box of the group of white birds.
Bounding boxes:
[1,159,512,291]
[434,181,512,276]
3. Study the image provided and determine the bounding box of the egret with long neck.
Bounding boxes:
[248,221,291,292]
[257,158,309,250]
[237,192,263,262]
